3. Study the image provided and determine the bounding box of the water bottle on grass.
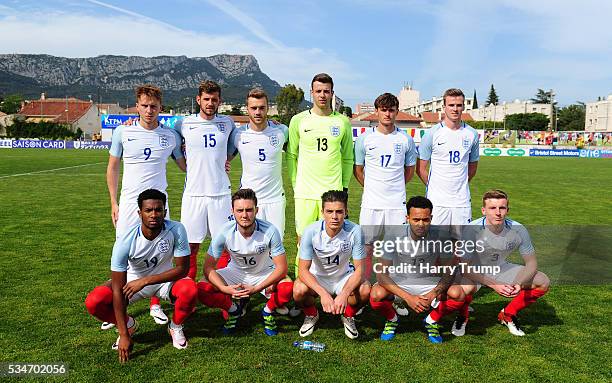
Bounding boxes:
[293,340,325,352]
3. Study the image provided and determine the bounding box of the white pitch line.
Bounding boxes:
[0,162,105,179]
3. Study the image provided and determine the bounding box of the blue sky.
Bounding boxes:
[1,0,611,108]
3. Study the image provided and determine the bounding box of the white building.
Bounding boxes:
[585,95,612,132]
[332,94,344,112]
[355,102,375,115]
[404,94,474,115]
[398,85,420,111]
[468,100,552,122]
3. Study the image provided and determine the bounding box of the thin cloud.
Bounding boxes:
[85,0,187,34]
[204,0,284,50]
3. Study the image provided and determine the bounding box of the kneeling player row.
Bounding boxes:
[85,188,549,363]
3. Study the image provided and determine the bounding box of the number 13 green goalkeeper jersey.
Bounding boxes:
[287,110,354,200]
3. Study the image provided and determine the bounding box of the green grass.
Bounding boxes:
[0,149,610,382]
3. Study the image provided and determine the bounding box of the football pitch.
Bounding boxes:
[0,149,610,382]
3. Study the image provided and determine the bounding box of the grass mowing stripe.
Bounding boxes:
[0,161,105,178]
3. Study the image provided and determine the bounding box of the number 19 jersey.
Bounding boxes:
[110,220,190,281]
[419,122,479,208]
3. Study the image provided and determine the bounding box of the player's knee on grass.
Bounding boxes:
[369,283,391,302]
[292,279,310,301]
[352,282,371,305]
[533,271,550,291]
[446,285,466,301]
[172,278,198,303]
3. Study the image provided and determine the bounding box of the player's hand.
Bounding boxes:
[223,284,245,298]
[493,284,518,298]
[320,293,335,314]
[225,160,231,173]
[117,335,133,363]
[508,284,521,297]
[403,294,428,313]
[111,202,119,228]
[234,284,258,298]
[421,290,437,305]
[333,294,349,315]
[122,279,147,299]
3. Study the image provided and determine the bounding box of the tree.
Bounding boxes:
[339,106,353,117]
[486,84,498,106]
[228,105,244,116]
[276,84,304,125]
[504,113,549,131]
[0,94,24,114]
[472,89,478,109]
[557,104,585,131]
[531,89,554,104]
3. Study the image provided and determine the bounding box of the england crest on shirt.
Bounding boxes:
[340,241,350,253]
[159,135,170,149]
[256,244,267,255]
[394,143,402,154]
[217,122,226,132]
[462,137,471,150]
[330,126,340,137]
[269,135,279,147]
[157,239,170,253]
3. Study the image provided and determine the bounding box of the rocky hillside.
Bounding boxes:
[0,54,281,107]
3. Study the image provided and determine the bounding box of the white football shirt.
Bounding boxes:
[109,123,183,204]
[354,128,417,209]
[231,122,288,203]
[419,122,479,208]
[110,219,190,281]
[465,217,535,266]
[174,114,236,196]
[208,219,285,275]
[299,220,365,280]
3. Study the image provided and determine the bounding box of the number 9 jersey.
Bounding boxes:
[109,123,184,203]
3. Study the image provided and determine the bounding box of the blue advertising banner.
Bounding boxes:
[579,149,612,158]
[12,140,66,149]
[529,148,580,157]
[66,141,111,150]
[100,114,181,129]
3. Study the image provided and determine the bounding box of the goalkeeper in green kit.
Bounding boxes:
[286,73,354,282]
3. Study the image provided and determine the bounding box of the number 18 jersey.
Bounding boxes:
[418,122,479,208]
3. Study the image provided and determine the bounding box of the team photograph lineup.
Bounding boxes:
[83,75,552,363]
